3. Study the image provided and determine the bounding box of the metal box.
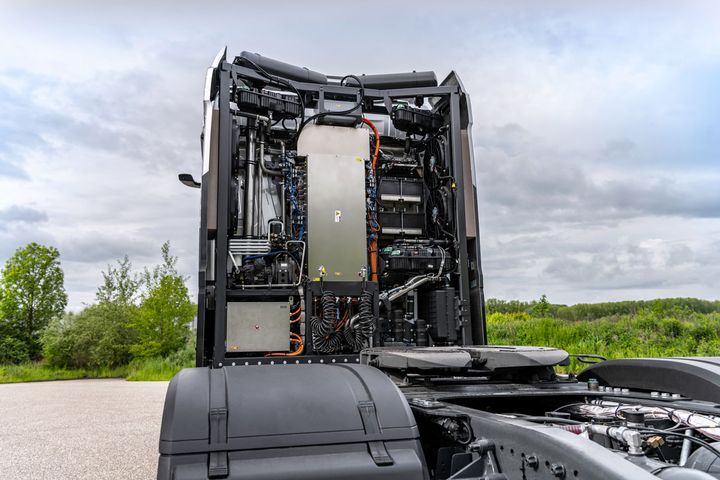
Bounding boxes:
[297,125,369,281]
[226,301,289,352]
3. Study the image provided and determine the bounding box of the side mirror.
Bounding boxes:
[178,173,200,188]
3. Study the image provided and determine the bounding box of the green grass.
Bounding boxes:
[0,362,129,383]
[487,309,720,372]
[0,352,194,383]
[0,338,196,383]
[125,355,194,381]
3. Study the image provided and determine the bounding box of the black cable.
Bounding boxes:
[638,427,720,462]
[293,74,365,145]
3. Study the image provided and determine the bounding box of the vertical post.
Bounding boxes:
[196,176,208,365]
[213,63,232,367]
[449,91,473,344]
[469,199,488,345]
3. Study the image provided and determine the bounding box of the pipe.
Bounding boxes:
[243,127,256,237]
[239,51,328,84]
[680,429,694,466]
[587,425,643,456]
[344,71,437,90]
[349,274,439,328]
[260,162,282,176]
[256,129,264,235]
[232,110,270,124]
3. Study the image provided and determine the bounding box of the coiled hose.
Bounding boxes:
[344,291,375,350]
[311,291,344,353]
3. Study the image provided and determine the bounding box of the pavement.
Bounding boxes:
[0,379,169,480]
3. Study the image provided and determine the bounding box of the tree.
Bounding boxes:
[42,303,137,368]
[43,255,141,369]
[0,243,67,358]
[0,336,30,364]
[130,242,194,358]
[96,255,139,305]
[531,294,551,317]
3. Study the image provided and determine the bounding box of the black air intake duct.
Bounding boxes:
[345,71,438,89]
[239,51,328,84]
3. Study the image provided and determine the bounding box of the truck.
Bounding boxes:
[159,48,720,480]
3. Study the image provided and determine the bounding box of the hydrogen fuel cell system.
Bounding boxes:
[189,49,487,368]
[161,50,720,480]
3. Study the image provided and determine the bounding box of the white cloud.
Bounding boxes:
[1,1,719,308]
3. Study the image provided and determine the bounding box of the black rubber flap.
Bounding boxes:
[159,364,419,455]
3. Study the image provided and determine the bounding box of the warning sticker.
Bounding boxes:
[334,210,342,222]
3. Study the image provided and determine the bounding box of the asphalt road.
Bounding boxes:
[0,379,168,480]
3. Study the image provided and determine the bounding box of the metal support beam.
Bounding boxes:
[449,93,474,345]
[212,63,233,367]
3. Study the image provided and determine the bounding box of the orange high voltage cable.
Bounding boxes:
[361,117,380,170]
[289,306,302,324]
[361,117,380,281]
[266,333,304,357]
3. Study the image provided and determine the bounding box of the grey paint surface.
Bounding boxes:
[0,379,167,480]
[297,124,369,282]
[226,301,290,352]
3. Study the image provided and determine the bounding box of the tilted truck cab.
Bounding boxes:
[159,49,720,480]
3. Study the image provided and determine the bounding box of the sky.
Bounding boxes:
[1,1,719,310]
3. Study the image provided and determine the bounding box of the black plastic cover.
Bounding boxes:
[578,357,720,402]
[234,88,301,118]
[158,364,427,480]
[419,288,457,341]
[391,106,443,135]
[380,243,450,277]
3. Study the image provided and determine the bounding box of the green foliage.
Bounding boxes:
[130,242,194,359]
[96,256,139,305]
[0,336,30,364]
[531,294,551,317]
[0,362,128,384]
[41,303,137,369]
[1,240,197,381]
[126,338,195,381]
[0,243,67,358]
[486,297,720,321]
[41,255,144,370]
[131,276,194,358]
[1,336,195,383]
[488,308,720,372]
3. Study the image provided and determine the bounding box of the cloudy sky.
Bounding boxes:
[1,1,719,309]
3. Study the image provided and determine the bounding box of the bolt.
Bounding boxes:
[550,463,566,478]
[525,455,539,470]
